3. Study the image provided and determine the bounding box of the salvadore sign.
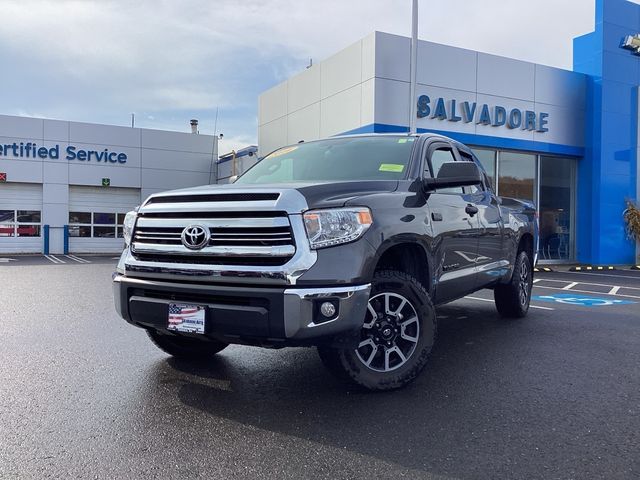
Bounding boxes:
[0,141,128,163]
[417,95,549,133]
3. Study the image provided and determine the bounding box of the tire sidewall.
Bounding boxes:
[514,250,533,315]
[339,270,436,390]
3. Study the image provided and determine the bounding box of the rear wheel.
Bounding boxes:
[147,330,228,360]
[494,250,533,318]
[318,270,437,391]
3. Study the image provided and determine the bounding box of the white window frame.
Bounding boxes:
[0,209,42,237]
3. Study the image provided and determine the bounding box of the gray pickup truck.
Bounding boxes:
[113,133,538,390]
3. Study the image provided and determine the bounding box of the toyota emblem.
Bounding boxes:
[181,224,210,250]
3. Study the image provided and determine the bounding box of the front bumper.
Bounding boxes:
[113,274,370,345]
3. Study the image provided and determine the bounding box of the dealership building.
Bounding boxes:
[0,115,217,254]
[259,0,640,265]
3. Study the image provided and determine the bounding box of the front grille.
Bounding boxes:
[131,211,296,266]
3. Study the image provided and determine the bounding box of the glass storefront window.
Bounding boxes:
[498,152,536,201]
[67,211,127,238]
[17,210,41,223]
[0,210,15,223]
[0,224,15,237]
[69,212,92,224]
[539,156,574,261]
[94,213,116,225]
[69,226,91,238]
[94,226,116,238]
[17,225,41,237]
[469,146,576,262]
[0,210,41,237]
[471,148,496,191]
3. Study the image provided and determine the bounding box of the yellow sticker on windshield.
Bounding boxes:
[379,164,405,173]
[397,138,414,144]
[268,146,298,158]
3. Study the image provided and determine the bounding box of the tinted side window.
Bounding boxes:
[428,148,463,194]
[458,151,490,194]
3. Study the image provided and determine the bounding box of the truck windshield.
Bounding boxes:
[235,136,416,184]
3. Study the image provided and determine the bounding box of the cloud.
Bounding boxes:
[0,0,607,146]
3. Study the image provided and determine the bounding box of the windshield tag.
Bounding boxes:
[379,164,405,173]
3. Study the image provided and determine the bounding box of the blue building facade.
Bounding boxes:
[574,0,639,264]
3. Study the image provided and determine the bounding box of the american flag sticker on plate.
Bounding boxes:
[168,304,206,334]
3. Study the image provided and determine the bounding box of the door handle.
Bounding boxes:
[465,205,479,216]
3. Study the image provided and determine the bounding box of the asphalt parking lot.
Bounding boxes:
[1,261,639,479]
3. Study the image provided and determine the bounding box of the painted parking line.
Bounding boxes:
[533,278,640,300]
[0,258,17,263]
[533,285,640,300]
[44,255,66,264]
[536,278,640,291]
[65,254,91,264]
[563,271,640,281]
[464,296,555,311]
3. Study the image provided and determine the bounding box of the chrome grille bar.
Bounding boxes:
[136,217,290,229]
[131,243,295,257]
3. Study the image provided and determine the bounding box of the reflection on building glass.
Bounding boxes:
[468,147,576,261]
[539,156,574,260]
[471,148,496,190]
[498,152,535,201]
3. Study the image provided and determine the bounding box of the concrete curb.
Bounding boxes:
[569,266,616,272]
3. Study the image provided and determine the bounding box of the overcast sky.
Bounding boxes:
[0,0,613,154]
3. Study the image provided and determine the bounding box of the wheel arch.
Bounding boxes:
[370,238,432,294]
[518,232,535,264]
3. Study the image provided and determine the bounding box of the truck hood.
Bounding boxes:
[145,180,400,210]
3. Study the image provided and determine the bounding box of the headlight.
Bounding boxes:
[303,207,373,249]
[122,211,137,246]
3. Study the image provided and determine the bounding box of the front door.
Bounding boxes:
[425,143,480,303]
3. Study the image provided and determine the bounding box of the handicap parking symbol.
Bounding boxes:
[532,293,636,307]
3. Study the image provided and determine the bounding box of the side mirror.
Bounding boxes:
[423,161,482,191]
[228,175,239,184]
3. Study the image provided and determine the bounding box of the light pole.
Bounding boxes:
[409,0,419,134]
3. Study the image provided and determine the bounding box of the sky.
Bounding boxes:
[0,0,616,155]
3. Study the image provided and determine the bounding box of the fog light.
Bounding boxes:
[320,301,336,318]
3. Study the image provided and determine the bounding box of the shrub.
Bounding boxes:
[623,199,640,241]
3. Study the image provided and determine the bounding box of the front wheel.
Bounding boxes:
[494,250,533,318]
[318,270,437,391]
[147,330,228,360]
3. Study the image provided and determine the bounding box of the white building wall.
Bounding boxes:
[0,114,217,254]
[258,31,587,155]
[258,33,377,156]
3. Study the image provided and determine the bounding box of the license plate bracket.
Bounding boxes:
[168,303,206,334]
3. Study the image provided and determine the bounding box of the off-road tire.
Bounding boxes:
[147,330,228,360]
[318,270,437,391]
[494,250,533,318]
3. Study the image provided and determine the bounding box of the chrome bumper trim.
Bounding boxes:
[283,284,371,339]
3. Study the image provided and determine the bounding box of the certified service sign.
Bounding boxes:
[0,142,128,164]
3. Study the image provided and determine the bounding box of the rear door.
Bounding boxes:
[425,142,481,303]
